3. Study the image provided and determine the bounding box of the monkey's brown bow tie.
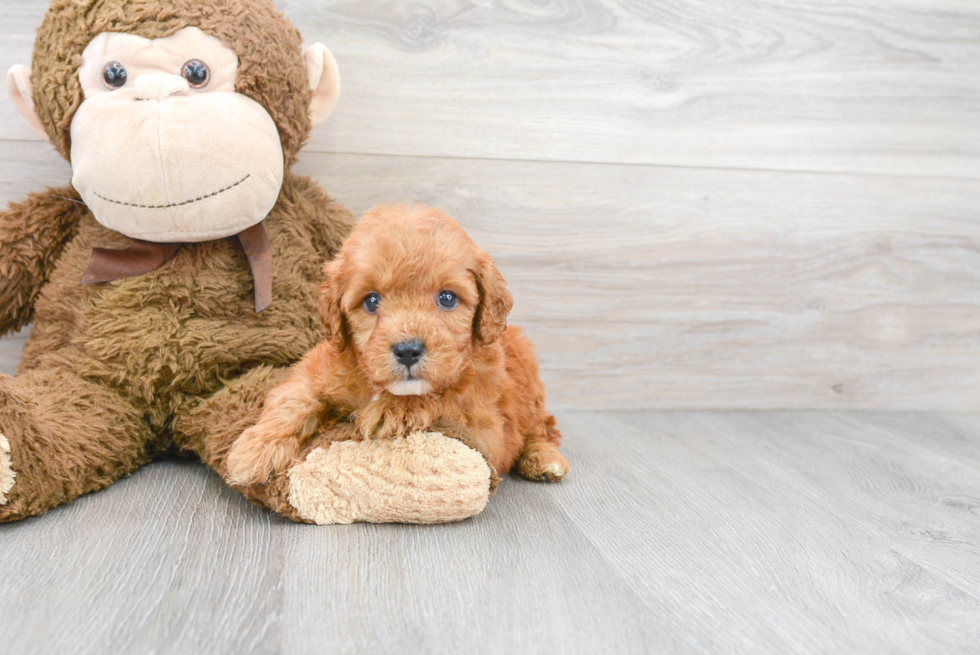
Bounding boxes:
[80,222,273,312]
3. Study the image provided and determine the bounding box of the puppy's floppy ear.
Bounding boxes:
[471,251,514,345]
[319,258,350,349]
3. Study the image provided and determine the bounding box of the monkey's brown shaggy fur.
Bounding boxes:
[0,0,354,522]
[226,205,569,486]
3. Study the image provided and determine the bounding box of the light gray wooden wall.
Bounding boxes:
[1,0,979,411]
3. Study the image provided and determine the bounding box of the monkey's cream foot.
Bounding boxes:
[286,431,491,524]
[518,442,569,482]
[0,430,16,505]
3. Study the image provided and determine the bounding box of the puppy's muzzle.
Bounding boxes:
[392,338,425,370]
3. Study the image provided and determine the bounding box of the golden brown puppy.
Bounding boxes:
[227,204,568,486]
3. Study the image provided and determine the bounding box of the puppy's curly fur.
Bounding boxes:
[227,204,568,485]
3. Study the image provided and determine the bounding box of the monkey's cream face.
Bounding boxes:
[70,27,284,242]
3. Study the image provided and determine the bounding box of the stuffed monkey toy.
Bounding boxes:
[0,0,494,524]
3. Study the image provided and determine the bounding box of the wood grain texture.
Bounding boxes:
[2,142,979,410]
[311,153,980,412]
[0,461,287,654]
[1,410,978,654]
[558,411,980,654]
[2,0,980,177]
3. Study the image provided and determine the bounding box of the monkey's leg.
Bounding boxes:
[175,366,495,524]
[0,367,153,521]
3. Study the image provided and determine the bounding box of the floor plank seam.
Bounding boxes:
[3,137,980,184]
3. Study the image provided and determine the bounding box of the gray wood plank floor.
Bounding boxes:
[1,409,978,654]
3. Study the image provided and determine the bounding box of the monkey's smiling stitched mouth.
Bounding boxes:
[92,174,251,209]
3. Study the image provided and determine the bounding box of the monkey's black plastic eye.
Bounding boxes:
[181,60,210,88]
[102,62,128,89]
[437,290,458,310]
[363,293,381,314]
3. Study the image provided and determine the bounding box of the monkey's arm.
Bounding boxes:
[0,187,86,336]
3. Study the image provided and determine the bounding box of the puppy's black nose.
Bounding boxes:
[392,339,425,368]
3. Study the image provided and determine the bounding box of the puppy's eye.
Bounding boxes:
[363,293,381,314]
[102,62,128,89]
[437,290,458,310]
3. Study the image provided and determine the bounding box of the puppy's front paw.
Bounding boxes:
[226,426,300,486]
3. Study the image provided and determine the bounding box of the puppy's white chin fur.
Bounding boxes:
[387,380,434,396]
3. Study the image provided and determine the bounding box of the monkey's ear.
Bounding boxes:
[304,44,341,127]
[5,65,48,141]
[472,252,514,345]
[318,258,350,350]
